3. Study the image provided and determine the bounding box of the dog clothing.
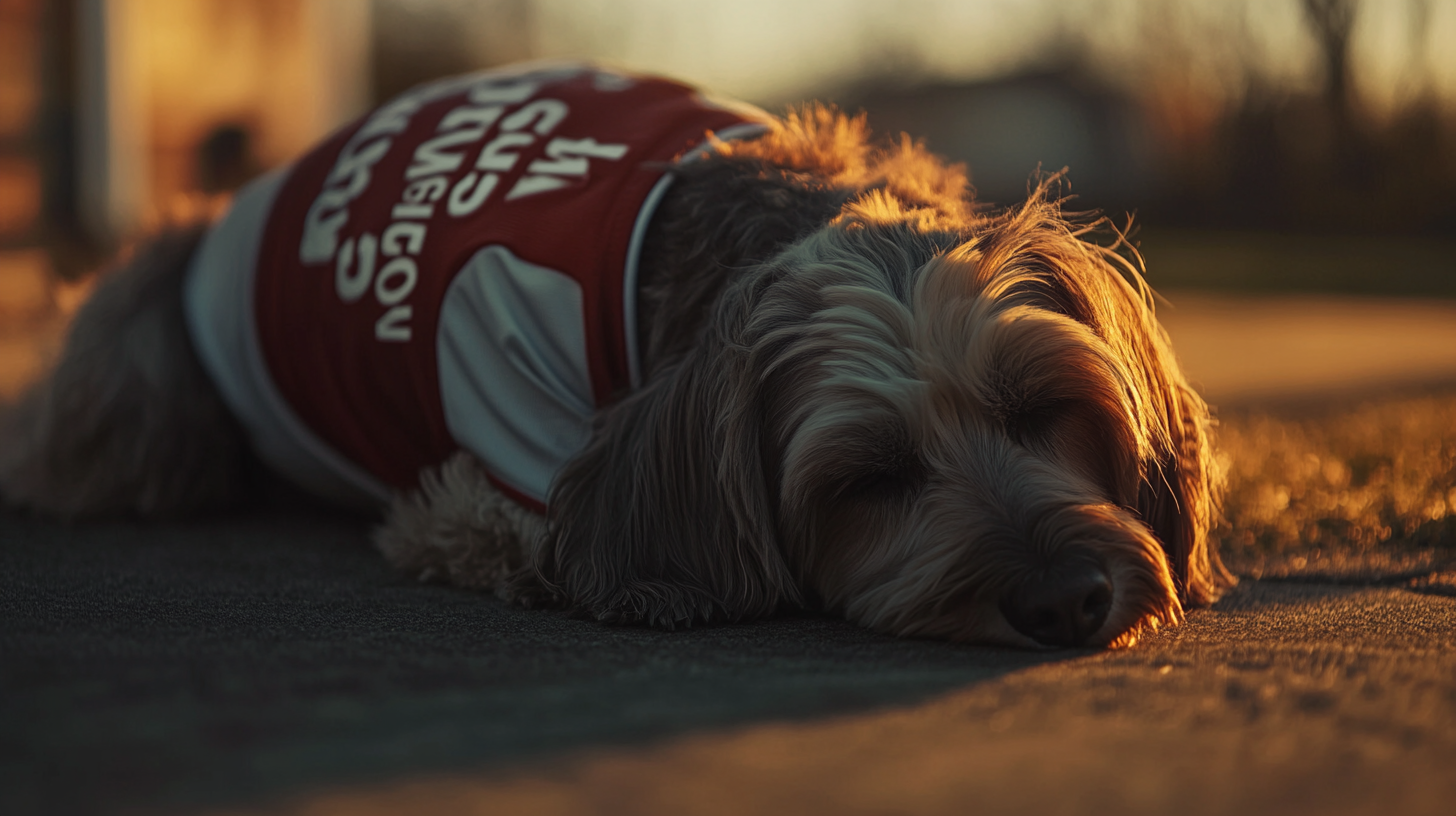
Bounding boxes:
[185,64,767,510]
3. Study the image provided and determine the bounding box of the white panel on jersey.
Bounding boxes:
[437,245,595,505]
[185,168,389,508]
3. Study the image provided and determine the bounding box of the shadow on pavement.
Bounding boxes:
[1,507,1070,815]
[150,572,1456,816]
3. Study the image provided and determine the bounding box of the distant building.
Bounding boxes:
[38,0,371,259]
[0,0,47,316]
[843,70,1160,212]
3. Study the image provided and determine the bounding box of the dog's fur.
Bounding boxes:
[0,105,1233,648]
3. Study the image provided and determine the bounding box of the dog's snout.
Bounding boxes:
[1001,559,1113,647]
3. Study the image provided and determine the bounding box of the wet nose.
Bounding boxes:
[1001,558,1113,647]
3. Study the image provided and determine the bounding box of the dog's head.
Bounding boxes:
[538,114,1232,647]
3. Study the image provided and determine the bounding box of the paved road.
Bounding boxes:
[4,509,1452,816]
[3,292,1455,816]
[1158,291,1456,407]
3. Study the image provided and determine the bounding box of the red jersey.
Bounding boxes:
[184,64,767,510]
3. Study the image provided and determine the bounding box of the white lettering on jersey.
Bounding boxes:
[300,72,545,266]
[508,137,628,200]
[312,68,634,343]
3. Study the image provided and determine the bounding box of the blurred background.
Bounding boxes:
[2,11,1454,809]
[0,0,1453,347]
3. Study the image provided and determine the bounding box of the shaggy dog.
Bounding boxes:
[0,64,1232,648]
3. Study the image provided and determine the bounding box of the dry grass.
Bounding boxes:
[1214,392,1456,576]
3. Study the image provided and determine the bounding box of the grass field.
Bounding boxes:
[1215,392,1456,580]
[1132,229,1456,579]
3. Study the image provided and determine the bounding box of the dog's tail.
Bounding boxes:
[0,227,250,518]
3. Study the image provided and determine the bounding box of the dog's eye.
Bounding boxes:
[840,462,923,502]
[1003,401,1066,445]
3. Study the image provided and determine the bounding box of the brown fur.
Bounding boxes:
[534,106,1233,643]
[0,102,1233,648]
[0,227,249,517]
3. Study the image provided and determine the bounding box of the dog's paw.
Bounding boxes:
[579,581,738,630]
[500,567,563,609]
[375,453,544,593]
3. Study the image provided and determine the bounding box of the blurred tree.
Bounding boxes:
[371,0,537,104]
[1300,0,1378,192]
[1105,0,1454,235]
[1301,0,1357,123]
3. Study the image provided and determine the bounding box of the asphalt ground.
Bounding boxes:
[3,290,1456,816]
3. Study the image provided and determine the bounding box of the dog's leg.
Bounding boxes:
[374,451,543,598]
[0,227,249,517]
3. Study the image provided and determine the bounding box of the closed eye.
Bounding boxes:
[836,457,925,503]
[1001,397,1136,501]
[1002,399,1070,447]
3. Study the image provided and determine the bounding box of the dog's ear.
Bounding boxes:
[1132,337,1236,607]
[1002,198,1235,608]
[535,305,800,628]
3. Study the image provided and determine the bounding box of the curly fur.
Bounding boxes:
[0,99,1233,648]
[375,451,545,595]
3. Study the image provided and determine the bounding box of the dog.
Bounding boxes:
[0,63,1232,648]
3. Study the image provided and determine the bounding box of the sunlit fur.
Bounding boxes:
[536,108,1233,646]
[0,103,1233,649]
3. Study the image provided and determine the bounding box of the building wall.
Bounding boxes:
[0,0,49,318]
[75,0,372,243]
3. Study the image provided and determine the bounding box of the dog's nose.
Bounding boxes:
[1000,559,1113,647]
